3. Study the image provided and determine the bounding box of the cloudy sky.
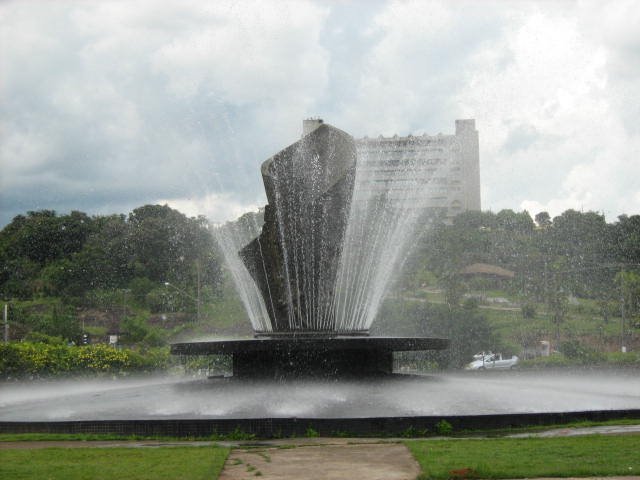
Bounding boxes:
[1,0,639,226]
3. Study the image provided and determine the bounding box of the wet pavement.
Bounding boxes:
[1,369,639,420]
[219,443,420,480]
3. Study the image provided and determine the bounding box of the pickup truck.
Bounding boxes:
[466,352,519,370]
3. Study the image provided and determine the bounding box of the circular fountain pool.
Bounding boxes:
[1,369,638,421]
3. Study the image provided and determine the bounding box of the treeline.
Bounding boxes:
[0,205,221,305]
[407,209,640,314]
[2,205,639,351]
[0,205,224,345]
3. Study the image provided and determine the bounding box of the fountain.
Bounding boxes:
[2,122,639,437]
[171,122,448,376]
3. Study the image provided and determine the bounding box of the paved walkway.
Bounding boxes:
[219,442,420,480]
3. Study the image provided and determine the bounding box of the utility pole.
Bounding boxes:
[543,260,548,300]
[196,261,201,323]
[620,268,626,352]
[3,303,8,343]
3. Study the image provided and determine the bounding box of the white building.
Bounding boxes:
[302,118,481,221]
[355,119,480,221]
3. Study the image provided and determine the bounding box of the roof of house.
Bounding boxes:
[460,263,515,278]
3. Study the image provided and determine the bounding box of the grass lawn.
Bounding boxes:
[0,433,185,442]
[407,434,640,479]
[0,445,229,480]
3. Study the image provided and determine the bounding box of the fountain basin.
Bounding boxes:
[171,336,449,377]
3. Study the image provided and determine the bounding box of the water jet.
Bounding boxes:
[171,122,449,376]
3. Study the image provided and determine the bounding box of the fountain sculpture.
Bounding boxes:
[171,122,448,376]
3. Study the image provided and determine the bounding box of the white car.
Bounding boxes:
[466,353,519,370]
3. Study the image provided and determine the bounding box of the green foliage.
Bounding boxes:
[521,350,639,368]
[559,339,605,363]
[226,427,256,441]
[0,205,221,303]
[521,303,536,319]
[3,204,640,364]
[142,328,168,347]
[546,279,568,340]
[22,332,65,345]
[128,277,157,305]
[0,446,230,480]
[606,350,640,365]
[10,300,81,342]
[376,300,497,368]
[118,315,168,347]
[462,296,479,310]
[84,288,123,309]
[443,275,466,308]
[0,342,169,378]
[305,426,319,438]
[535,211,551,227]
[435,419,453,435]
[401,426,429,437]
[121,315,150,343]
[616,270,640,316]
[416,209,640,305]
[408,435,640,480]
[145,286,189,314]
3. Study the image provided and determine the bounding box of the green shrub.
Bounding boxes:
[226,427,256,441]
[521,303,536,319]
[142,328,167,347]
[305,427,319,438]
[606,351,640,365]
[85,289,123,310]
[0,342,169,378]
[128,277,157,306]
[401,426,428,438]
[435,420,453,435]
[463,297,480,310]
[121,315,150,343]
[559,340,605,364]
[22,332,65,345]
[520,353,573,368]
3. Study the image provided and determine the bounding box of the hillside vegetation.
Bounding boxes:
[1,206,639,374]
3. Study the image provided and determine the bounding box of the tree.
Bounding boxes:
[496,209,534,234]
[548,210,612,297]
[615,270,640,317]
[611,215,640,266]
[535,211,551,228]
[0,210,94,265]
[548,288,568,344]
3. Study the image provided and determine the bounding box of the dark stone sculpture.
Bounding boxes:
[171,121,449,377]
[240,124,356,332]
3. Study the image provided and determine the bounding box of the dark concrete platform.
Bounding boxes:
[171,336,449,377]
[1,409,639,438]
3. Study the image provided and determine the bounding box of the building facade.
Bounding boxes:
[302,118,481,221]
[355,119,480,221]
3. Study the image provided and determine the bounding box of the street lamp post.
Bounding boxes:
[164,282,200,322]
[3,303,8,343]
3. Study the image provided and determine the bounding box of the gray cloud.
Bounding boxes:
[1,0,639,226]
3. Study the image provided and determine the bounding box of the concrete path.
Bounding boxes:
[218,442,420,480]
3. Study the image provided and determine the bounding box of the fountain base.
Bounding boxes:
[171,336,449,377]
